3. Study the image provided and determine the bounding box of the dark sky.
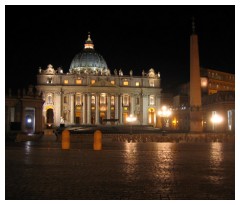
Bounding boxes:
[5,5,235,93]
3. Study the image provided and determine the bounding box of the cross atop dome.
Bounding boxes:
[87,32,92,41]
[84,32,94,49]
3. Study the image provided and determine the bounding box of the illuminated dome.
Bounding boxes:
[69,34,109,75]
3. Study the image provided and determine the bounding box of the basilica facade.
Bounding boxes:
[36,34,162,127]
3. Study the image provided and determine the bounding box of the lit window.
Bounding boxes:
[149,79,154,87]
[76,79,82,84]
[111,81,115,85]
[91,96,95,104]
[47,77,52,84]
[76,95,82,105]
[91,80,96,84]
[64,80,69,84]
[100,105,106,112]
[149,95,155,105]
[111,96,115,105]
[136,82,140,86]
[123,81,129,86]
[100,94,106,104]
[228,110,233,131]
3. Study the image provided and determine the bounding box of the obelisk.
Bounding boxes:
[189,18,203,132]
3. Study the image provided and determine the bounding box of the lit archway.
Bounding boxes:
[123,113,128,125]
[148,107,155,125]
[46,108,54,124]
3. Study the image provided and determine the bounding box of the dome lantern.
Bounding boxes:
[84,32,94,49]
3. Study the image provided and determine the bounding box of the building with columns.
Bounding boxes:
[5,86,44,134]
[36,34,162,128]
[170,20,235,132]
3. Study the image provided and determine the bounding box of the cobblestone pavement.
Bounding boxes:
[5,136,235,200]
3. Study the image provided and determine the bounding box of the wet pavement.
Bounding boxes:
[5,136,235,200]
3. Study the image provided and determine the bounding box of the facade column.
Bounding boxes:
[70,94,75,124]
[119,94,123,124]
[107,94,111,124]
[156,94,161,128]
[87,94,91,124]
[139,93,143,125]
[115,95,119,122]
[60,90,63,121]
[82,93,86,124]
[95,94,100,124]
[41,93,46,127]
[54,90,62,126]
[130,94,135,115]
[142,94,148,125]
[156,94,161,108]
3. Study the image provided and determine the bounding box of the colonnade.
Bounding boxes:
[44,91,160,127]
[65,93,137,125]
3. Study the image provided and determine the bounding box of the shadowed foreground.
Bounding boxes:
[5,137,234,200]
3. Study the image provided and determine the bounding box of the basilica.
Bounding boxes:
[36,34,162,127]
[5,28,235,134]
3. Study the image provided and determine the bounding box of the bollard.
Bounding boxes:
[93,130,102,150]
[62,129,70,150]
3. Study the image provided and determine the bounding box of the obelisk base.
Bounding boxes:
[190,110,203,132]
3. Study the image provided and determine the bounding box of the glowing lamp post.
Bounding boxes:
[158,106,172,130]
[211,113,223,131]
[27,118,32,123]
[126,114,137,135]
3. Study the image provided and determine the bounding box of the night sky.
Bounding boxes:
[5,5,235,93]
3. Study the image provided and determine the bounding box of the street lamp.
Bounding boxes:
[210,113,223,131]
[126,114,137,135]
[158,106,172,129]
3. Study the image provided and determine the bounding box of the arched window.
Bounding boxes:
[47,95,52,104]
[76,95,81,105]
[47,77,53,84]
[149,95,155,105]
[45,93,53,104]
[149,79,154,87]
[100,94,106,104]
[91,96,95,104]
[111,96,115,105]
